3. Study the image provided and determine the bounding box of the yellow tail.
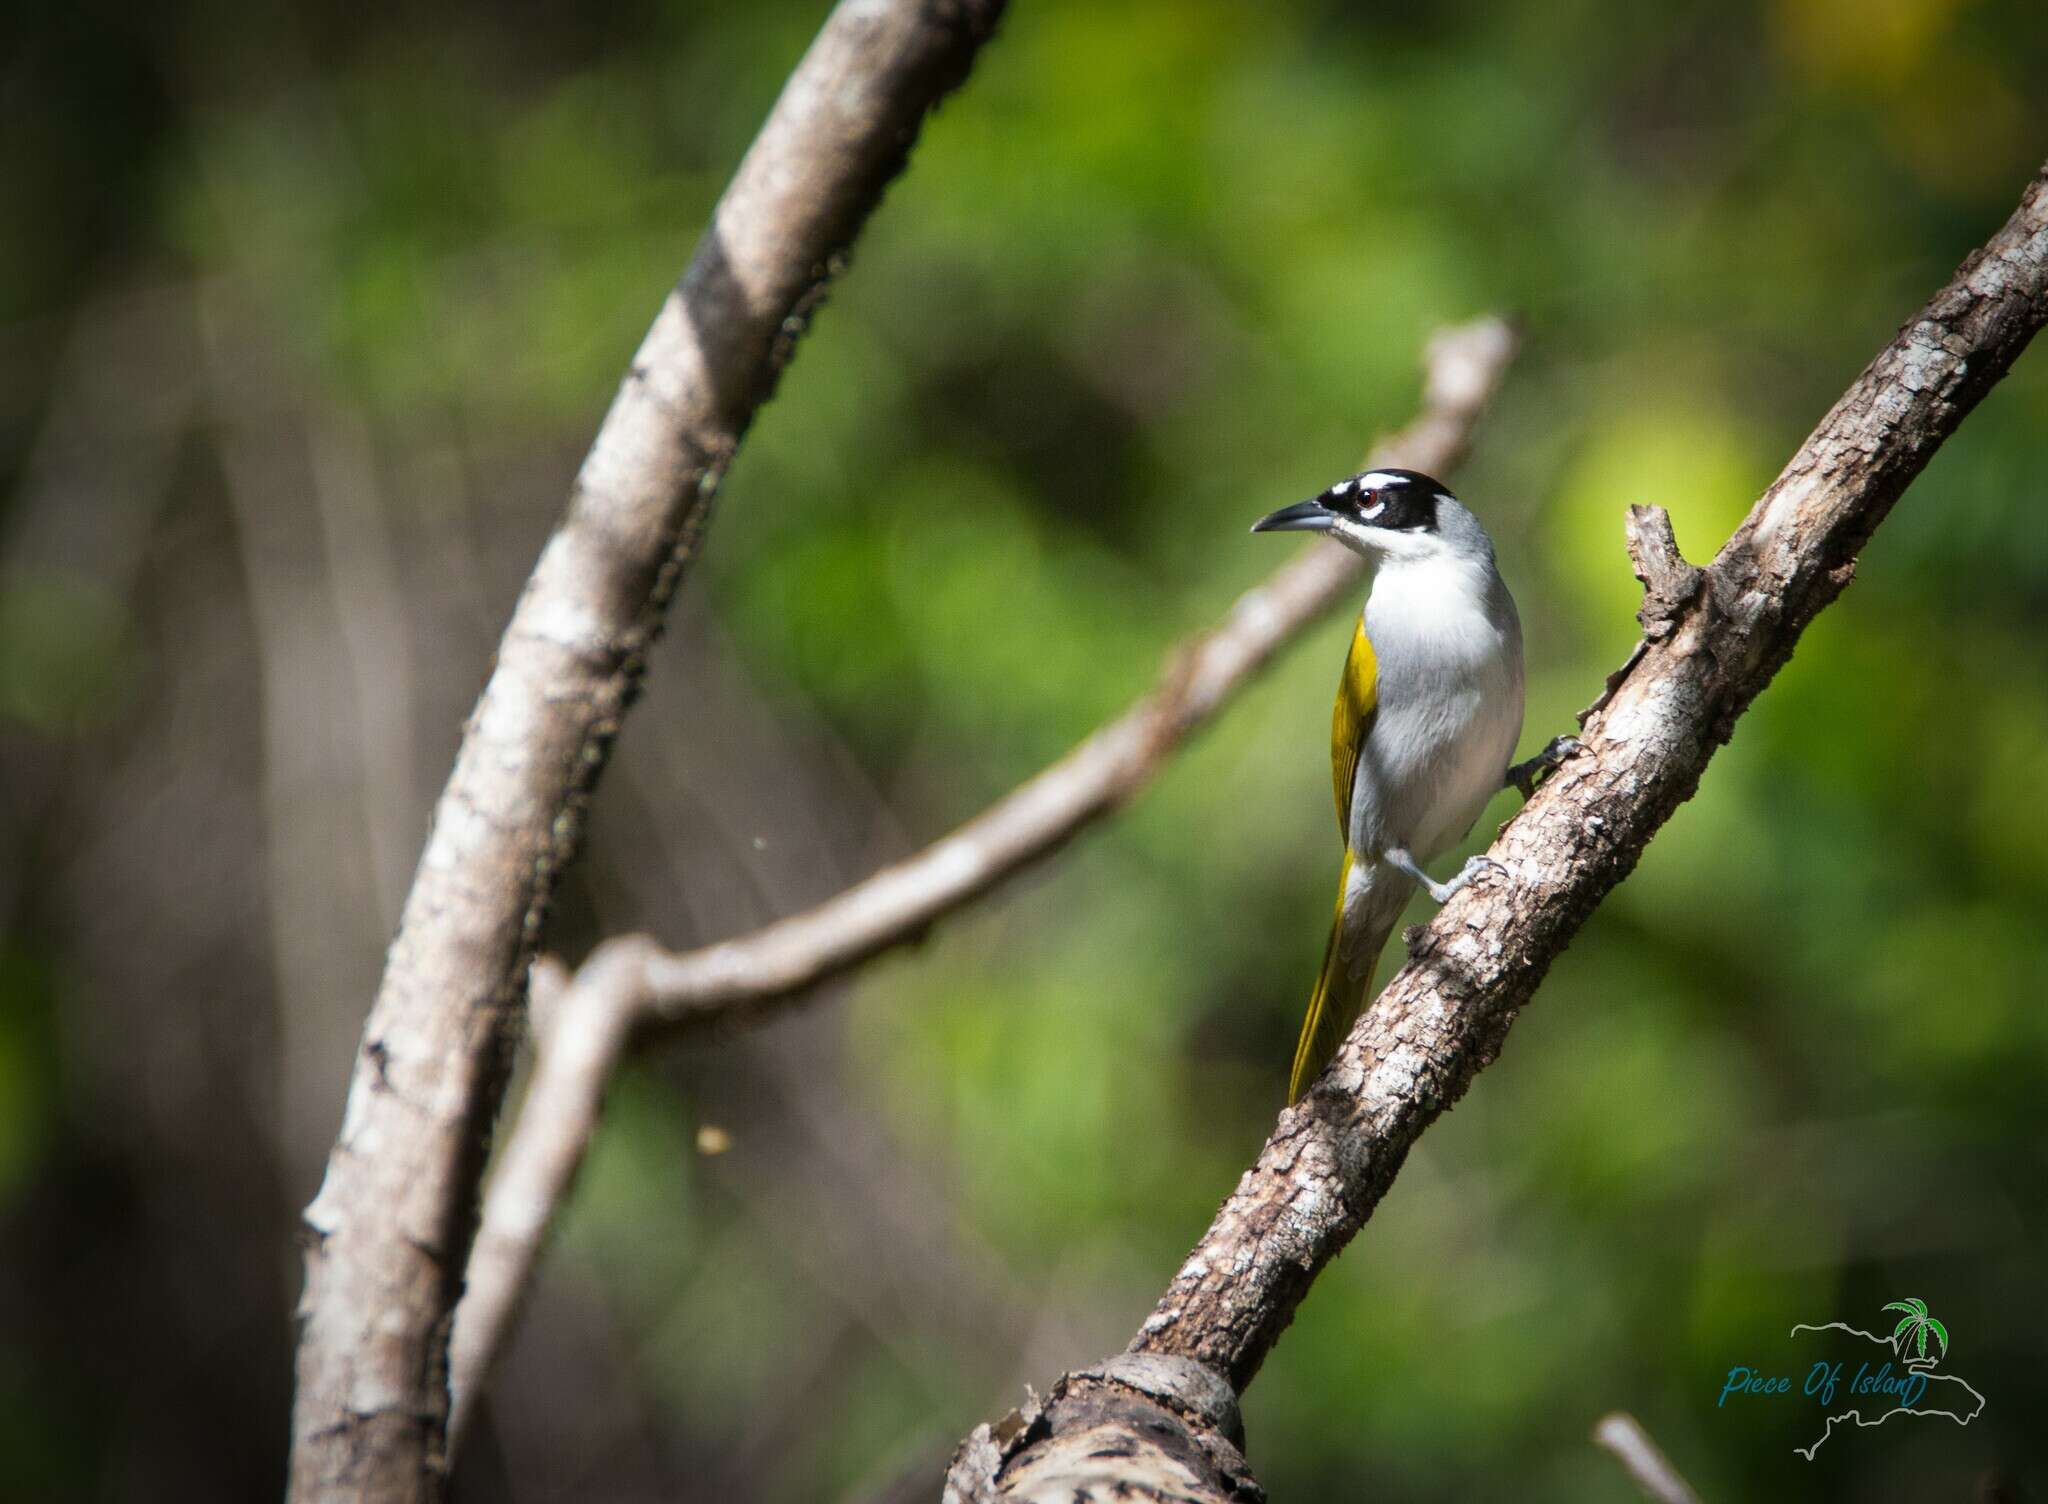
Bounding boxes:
[1286,852,1389,1103]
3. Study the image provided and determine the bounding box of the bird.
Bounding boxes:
[1251,467,1570,1102]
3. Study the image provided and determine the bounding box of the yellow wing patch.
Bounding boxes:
[1329,616,1378,836]
[1286,848,1390,1103]
[1288,616,1383,1102]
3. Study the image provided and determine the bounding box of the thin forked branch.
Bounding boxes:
[447,318,1520,1445]
[286,3,1008,1499]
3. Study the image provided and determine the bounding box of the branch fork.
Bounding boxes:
[1625,503,1703,635]
[442,319,1524,1446]
[286,3,1012,1496]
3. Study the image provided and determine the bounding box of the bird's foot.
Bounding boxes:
[1425,853,1507,904]
[1507,734,1582,800]
[1386,847,1507,904]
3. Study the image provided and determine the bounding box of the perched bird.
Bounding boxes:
[1252,467,1567,1102]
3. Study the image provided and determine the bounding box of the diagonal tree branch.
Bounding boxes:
[946,158,2048,1500]
[286,4,1008,1499]
[1593,1412,1703,1504]
[446,318,1521,1449]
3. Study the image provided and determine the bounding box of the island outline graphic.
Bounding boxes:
[1787,1298,1987,1460]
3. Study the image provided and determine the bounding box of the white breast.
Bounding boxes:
[1349,552,1525,861]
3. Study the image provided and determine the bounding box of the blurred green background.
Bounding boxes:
[3,1,2045,1500]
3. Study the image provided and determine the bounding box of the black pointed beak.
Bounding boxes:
[1249,497,1336,535]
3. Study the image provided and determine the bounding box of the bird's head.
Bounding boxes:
[1250,467,1482,567]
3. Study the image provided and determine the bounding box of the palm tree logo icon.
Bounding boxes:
[1883,1298,1949,1368]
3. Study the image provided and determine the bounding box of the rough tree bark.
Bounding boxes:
[944,159,2048,1502]
[445,321,1519,1447]
[285,3,1007,1499]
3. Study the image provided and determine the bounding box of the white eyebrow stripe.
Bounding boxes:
[1358,471,1405,488]
[1328,478,1353,494]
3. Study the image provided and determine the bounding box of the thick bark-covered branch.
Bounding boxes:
[286,4,1007,1499]
[446,319,1519,1447]
[942,1357,1262,1504]
[946,160,2048,1499]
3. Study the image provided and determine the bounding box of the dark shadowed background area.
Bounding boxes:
[3,1,2045,1500]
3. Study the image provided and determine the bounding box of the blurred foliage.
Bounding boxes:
[4,0,2047,1500]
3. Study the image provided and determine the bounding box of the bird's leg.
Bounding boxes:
[1506,734,1582,800]
[1384,846,1504,905]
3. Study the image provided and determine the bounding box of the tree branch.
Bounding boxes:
[446,318,1521,1449]
[286,4,1007,1499]
[946,159,2048,1497]
[943,1357,1261,1504]
[1593,1413,1703,1504]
